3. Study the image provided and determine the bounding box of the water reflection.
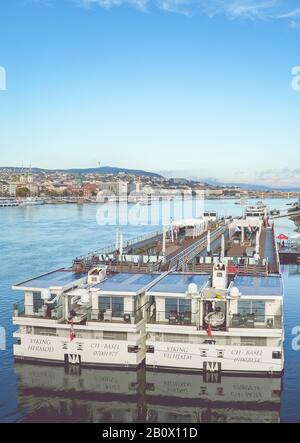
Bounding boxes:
[286,265,300,276]
[146,371,281,423]
[15,363,281,423]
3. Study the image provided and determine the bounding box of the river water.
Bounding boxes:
[0,198,300,423]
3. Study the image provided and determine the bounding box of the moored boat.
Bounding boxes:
[0,198,20,207]
[12,211,284,375]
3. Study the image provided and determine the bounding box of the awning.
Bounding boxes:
[277,233,289,240]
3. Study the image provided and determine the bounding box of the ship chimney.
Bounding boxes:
[87,267,107,285]
[212,262,228,290]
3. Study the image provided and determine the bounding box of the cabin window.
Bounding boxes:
[103,331,127,340]
[34,327,57,336]
[165,298,192,318]
[32,292,43,313]
[162,333,189,343]
[128,345,139,353]
[237,300,265,322]
[272,351,282,359]
[98,296,124,317]
[241,337,267,346]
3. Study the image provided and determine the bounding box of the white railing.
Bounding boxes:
[76,229,164,260]
[169,225,226,270]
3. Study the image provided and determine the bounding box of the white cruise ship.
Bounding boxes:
[12,212,284,375]
[13,267,164,368]
[145,269,283,374]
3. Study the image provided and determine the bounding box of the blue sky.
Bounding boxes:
[0,0,300,186]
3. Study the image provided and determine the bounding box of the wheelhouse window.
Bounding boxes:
[33,292,43,313]
[49,293,57,306]
[98,296,124,317]
[238,300,265,322]
[165,298,192,318]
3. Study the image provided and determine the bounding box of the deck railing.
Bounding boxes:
[87,307,144,324]
[168,225,226,271]
[75,229,163,261]
[147,309,198,326]
[146,309,282,330]
[13,303,64,321]
[186,262,268,275]
[229,314,282,329]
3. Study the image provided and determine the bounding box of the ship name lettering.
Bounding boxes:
[234,357,261,363]
[90,343,120,350]
[93,351,119,357]
[166,346,188,353]
[28,345,54,353]
[30,338,52,346]
[246,350,263,356]
[163,352,192,360]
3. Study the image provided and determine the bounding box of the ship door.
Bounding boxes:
[203,361,221,373]
[64,353,81,366]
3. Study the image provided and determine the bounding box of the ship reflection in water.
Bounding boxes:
[15,363,282,423]
[146,371,281,423]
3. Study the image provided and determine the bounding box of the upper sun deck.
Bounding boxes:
[13,269,87,291]
[233,275,283,298]
[146,273,210,296]
[91,272,163,295]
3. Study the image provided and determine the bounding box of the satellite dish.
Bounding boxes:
[80,292,90,304]
[188,283,198,295]
[41,289,51,301]
[230,286,240,298]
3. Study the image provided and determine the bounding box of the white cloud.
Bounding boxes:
[79,0,149,11]
[77,0,300,28]
[239,171,299,188]
[289,20,300,29]
[279,7,300,19]
[185,0,280,20]
[160,167,300,188]
[156,0,192,16]
[233,168,300,188]
[221,1,279,19]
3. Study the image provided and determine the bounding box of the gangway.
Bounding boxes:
[168,224,227,271]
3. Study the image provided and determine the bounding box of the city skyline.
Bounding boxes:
[0,1,300,186]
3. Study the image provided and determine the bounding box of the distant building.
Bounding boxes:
[204,189,224,197]
[9,182,17,197]
[67,184,82,196]
[99,181,128,198]
[83,183,97,197]
[27,182,39,196]
[0,180,9,195]
[128,180,141,194]
[0,181,17,197]
[19,172,33,185]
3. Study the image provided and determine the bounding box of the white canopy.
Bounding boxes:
[170,218,205,228]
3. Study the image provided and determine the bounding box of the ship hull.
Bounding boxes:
[13,333,146,368]
[146,342,284,375]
